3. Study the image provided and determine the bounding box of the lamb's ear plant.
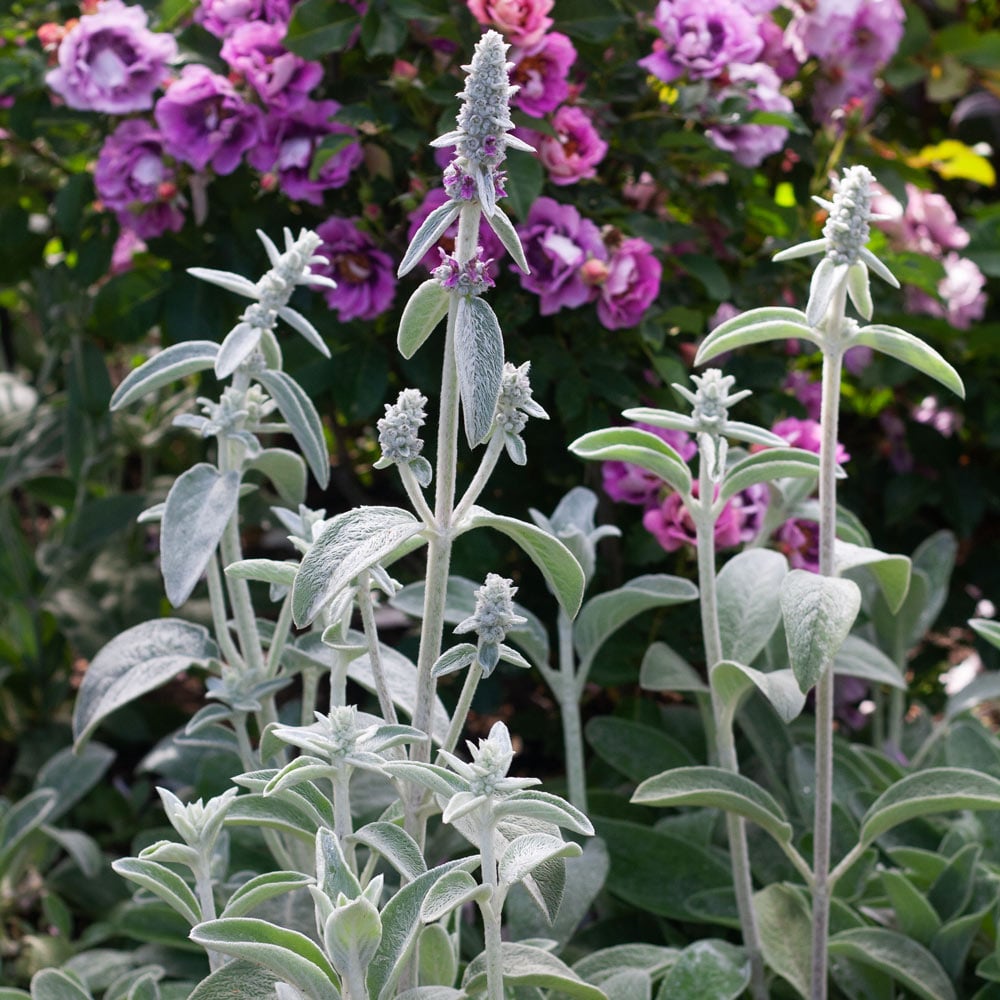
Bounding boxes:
[571,165,1000,999]
[91,30,596,1000]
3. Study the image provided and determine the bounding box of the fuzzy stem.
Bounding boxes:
[193,859,223,972]
[442,661,483,756]
[408,203,481,840]
[557,610,588,813]
[694,455,767,1000]
[398,461,436,526]
[478,817,505,1000]
[266,593,295,677]
[333,769,357,874]
[206,555,245,669]
[358,571,398,725]
[810,286,847,1000]
[453,432,505,525]
[301,669,321,727]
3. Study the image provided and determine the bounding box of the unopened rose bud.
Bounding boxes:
[580,257,609,286]
[157,181,178,201]
[391,59,419,83]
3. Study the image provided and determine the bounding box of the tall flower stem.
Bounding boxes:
[694,461,767,1000]
[408,203,482,840]
[358,570,398,725]
[810,284,847,1000]
[557,610,587,813]
[441,661,483,756]
[478,818,505,1000]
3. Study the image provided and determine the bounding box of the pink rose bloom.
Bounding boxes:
[912,396,962,438]
[597,237,662,330]
[221,22,323,112]
[639,0,763,83]
[705,63,791,167]
[406,187,505,274]
[249,100,363,204]
[46,0,177,114]
[529,105,607,186]
[771,416,850,464]
[466,0,554,47]
[775,518,819,573]
[602,423,697,507]
[110,228,148,275]
[510,31,576,118]
[907,253,986,330]
[873,183,970,257]
[314,217,396,322]
[155,65,262,175]
[643,482,746,553]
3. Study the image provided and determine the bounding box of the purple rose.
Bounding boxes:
[154,64,262,175]
[509,32,576,118]
[515,197,607,315]
[46,0,177,114]
[525,105,607,186]
[314,217,396,322]
[406,188,505,274]
[771,416,850,465]
[596,237,662,330]
[110,227,148,275]
[602,423,697,507]
[221,22,323,112]
[195,0,293,38]
[249,100,363,205]
[639,0,763,83]
[775,518,819,573]
[730,482,769,544]
[789,0,904,120]
[757,17,803,82]
[706,63,791,168]
[95,118,185,238]
[912,395,963,439]
[873,183,970,257]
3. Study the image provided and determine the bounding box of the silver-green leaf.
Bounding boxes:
[397,280,450,359]
[454,295,504,447]
[852,324,964,398]
[255,369,330,489]
[110,341,219,410]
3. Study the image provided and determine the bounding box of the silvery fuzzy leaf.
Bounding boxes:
[851,324,964,398]
[278,305,330,358]
[710,661,805,726]
[73,618,219,750]
[292,506,423,627]
[29,969,93,1000]
[410,456,433,488]
[137,502,165,524]
[805,257,848,328]
[499,643,530,669]
[347,822,427,882]
[716,549,788,666]
[216,322,263,379]
[429,130,463,149]
[499,834,581,891]
[259,328,283,371]
[111,857,202,926]
[569,427,692,498]
[846,260,873,320]
[161,463,241,607]
[246,448,307,506]
[397,200,461,277]
[505,133,536,153]
[173,413,210,434]
[486,205,529,273]
[834,541,911,615]
[188,962,282,1000]
[772,237,828,262]
[621,406,697,434]
[694,306,815,367]
[420,871,490,923]
[504,432,527,466]
[324,896,382,981]
[187,267,259,298]
[255,369,330,488]
[721,420,788,448]
[475,163,497,217]
[859,247,899,287]
[431,643,477,679]
[225,559,298,588]
[455,296,504,448]
[780,570,862,693]
[110,340,219,410]
[397,280,450,360]
[462,943,605,1000]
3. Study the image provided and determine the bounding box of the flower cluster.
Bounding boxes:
[455,574,528,674]
[433,248,495,298]
[376,388,428,466]
[50,0,363,241]
[492,361,548,465]
[639,0,904,167]
[872,183,986,330]
[514,198,661,329]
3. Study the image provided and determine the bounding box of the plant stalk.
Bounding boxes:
[694,457,767,1000]
[442,660,483,756]
[479,817,505,1000]
[810,285,847,1000]
[358,571,398,725]
[408,203,481,841]
[557,609,588,813]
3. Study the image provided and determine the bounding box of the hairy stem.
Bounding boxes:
[333,769,357,874]
[557,610,587,813]
[479,817,505,1000]
[408,203,481,841]
[442,660,483,756]
[810,286,847,1000]
[206,555,245,669]
[358,571,398,725]
[453,432,504,525]
[266,593,295,677]
[694,458,767,1000]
